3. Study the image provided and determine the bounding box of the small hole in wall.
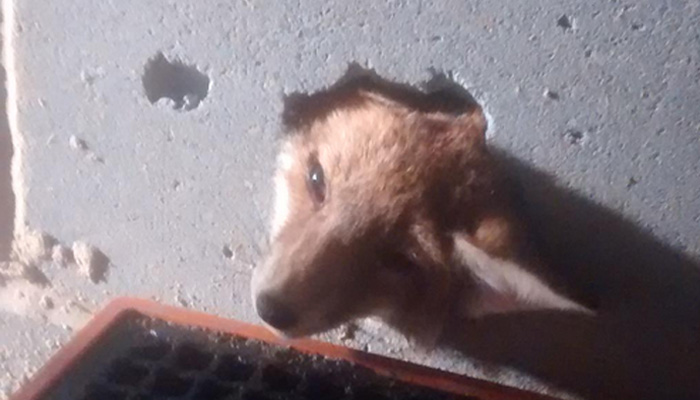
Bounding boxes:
[557,15,573,30]
[142,52,210,111]
[565,129,585,144]
[222,245,234,259]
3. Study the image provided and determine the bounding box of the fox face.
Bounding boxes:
[251,79,589,346]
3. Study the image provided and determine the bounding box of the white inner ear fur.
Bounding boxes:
[452,234,593,318]
[270,141,294,239]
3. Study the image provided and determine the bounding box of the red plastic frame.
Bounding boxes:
[10,297,559,400]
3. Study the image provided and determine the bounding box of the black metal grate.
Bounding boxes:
[42,312,477,400]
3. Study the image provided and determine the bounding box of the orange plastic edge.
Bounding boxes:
[10,297,559,400]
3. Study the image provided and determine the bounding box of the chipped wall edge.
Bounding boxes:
[2,0,25,260]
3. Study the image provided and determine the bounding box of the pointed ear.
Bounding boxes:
[453,233,593,318]
[453,104,488,146]
[425,104,488,152]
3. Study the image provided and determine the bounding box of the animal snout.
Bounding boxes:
[255,292,298,331]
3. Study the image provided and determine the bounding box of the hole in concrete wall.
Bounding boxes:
[565,128,585,144]
[142,52,210,111]
[0,63,14,261]
[222,245,234,259]
[282,63,482,131]
[557,15,573,30]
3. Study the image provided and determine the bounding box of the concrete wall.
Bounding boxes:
[1,1,699,399]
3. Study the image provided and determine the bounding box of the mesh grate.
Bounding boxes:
[42,313,478,400]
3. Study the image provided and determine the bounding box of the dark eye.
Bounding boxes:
[306,158,326,206]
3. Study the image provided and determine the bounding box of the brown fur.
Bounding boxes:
[252,82,582,347]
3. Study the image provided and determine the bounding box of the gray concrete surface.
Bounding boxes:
[1,1,699,399]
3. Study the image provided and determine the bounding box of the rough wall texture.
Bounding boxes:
[1,1,699,399]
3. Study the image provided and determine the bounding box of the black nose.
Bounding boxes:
[255,292,297,331]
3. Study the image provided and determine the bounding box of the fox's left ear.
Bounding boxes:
[428,104,488,150]
[453,104,488,146]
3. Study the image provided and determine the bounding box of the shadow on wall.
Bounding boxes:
[305,66,700,400]
[0,63,14,261]
[443,150,700,400]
